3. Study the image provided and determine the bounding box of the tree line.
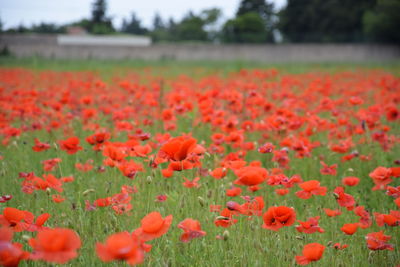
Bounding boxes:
[2,0,399,43]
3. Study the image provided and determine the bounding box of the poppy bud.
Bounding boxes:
[22,235,30,241]
[295,236,304,240]
[223,230,229,241]
[82,189,95,196]
[146,176,153,184]
[216,216,229,221]
[333,192,339,199]
[198,196,205,207]
[46,188,51,194]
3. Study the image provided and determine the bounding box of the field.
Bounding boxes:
[0,57,399,266]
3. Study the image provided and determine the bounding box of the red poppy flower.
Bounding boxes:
[295,243,325,265]
[365,231,394,251]
[0,227,29,267]
[226,187,242,197]
[369,167,393,190]
[96,231,144,265]
[178,218,206,243]
[340,223,359,235]
[59,137,82,154]
[342,176,360,187]
[29,228,81,264]
[262,206,296,231]
[296,216,324,234]
[296,180,327,199]
[133,212,172,242]
[32,138,50,152]
[324,208,342,217]
[234,166,268,186]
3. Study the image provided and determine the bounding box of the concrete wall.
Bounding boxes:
[1,34,399,62]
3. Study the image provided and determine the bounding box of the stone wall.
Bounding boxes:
[1,34,399,62]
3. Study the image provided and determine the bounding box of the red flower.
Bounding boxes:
[369,167,392,190]
[178,218,206,243]
[32,138,50,152]
[296,180,327,199]
[342,176,360,187]
[262,206,296,231]
[59,137,82,154]
[324,208,342,217]
[182,177,200,188]
[0,227,29,267]
[29,228,81,264]
[340,223,359,235]
[366,231,394,251]
[234,166,268,186]
[226,187,242,197]
[295,243,325,265]
[133,212,172,242]
[296,216,324,234]
[96,232,144,265]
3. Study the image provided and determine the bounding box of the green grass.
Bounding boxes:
[0,57,399,266]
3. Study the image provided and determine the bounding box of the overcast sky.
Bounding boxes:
[0,0,287,30]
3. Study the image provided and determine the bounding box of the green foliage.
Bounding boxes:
[279,0,375,43]
[222,12,273,43]
[174,12,208,42]
[363,0,400,43]
[222,0,275,43]
[121,13,148,35]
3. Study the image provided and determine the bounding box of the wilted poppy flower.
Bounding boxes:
[96,231,144,265]
[365,231,394,251]
[59,137,82,154]
[296,180,327,199]
[133,212,172,242]
[178,218,206,243]
[262,206,296,231]
[295,243,325,265]
[29,228,81,264]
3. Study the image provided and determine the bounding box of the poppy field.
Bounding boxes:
[0,61,399,266]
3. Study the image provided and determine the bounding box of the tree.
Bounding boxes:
[363,0,400,43]
[201,8,222,42]
[174,12,208,41]
[279,0,375,42]
[223,12,270,43]
[121,13,148,35]
[89,0,115,34]
[222,0,275,43]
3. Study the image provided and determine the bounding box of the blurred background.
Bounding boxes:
[0,0,399,61]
